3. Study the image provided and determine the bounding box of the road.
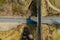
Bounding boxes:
[0,17,37,23]
[41,17,60,24]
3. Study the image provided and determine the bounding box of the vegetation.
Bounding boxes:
[50,0,55,6]
[0,0,6,6]
[49,0,60,9]
[54,33,60,40]
[41,24,60,40]
[12,5,23,12]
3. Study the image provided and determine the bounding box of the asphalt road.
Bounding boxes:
[0,17,37,23]
[41,17,60,24]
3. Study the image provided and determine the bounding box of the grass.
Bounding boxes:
[52,24,60,40]
[0,0,6,6]
[54,32,60,40]
[12,5,23,12]
[49,0,55,6]
[49,0,60,9]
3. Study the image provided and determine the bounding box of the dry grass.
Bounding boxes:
[0,23,26,40]
[0,0,32,18]
[41,0,60,17]
[41,24,56,40]
[0,23,37,40]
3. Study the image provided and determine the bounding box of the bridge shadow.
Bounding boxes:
[26,17,37,24]
[21,17,37,40]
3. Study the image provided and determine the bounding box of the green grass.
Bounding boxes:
[0,0,6,6]
[52,24,60,40]
[54,32,60,40]
[50,0,55,6]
